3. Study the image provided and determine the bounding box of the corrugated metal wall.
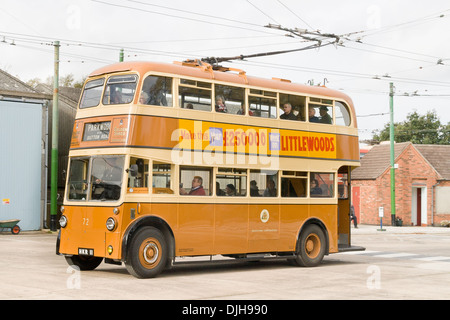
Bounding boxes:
[0,100,43,231]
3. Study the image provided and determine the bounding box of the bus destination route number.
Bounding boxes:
[83,121,111,141]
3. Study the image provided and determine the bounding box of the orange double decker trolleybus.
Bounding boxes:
[57,60,364,278]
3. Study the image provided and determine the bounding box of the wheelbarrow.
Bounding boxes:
[0,219,21,234]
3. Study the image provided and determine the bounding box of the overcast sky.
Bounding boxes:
[1,0,450,141]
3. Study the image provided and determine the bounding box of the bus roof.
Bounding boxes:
[89,61,354,107]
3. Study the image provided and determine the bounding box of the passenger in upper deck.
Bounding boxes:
[215,95,228,113]
[148,90,168,106]
[280,103,297,120]
[309,106,319,123]
[319,106,332,124]
[237,103,253,116]
[139,92,149,104]
[110,90,123,104]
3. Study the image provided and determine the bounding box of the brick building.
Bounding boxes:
[352,142,450,226]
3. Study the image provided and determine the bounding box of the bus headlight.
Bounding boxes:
[59,215,68,228]
[106,217,116,231]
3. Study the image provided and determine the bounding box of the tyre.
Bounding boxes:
[125,226,168,278]
[65,255,103,271]
[290,224,326,267]
[11,225,20,235]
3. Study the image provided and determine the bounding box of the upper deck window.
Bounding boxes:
[279,94,306,121]
[335,101,351,126]
[140,75,173,106]
[179,79,212,111]
[249,89,277,118]
[79,78,105,109]
[308,98,333,124]
[102,75,138,105]
[214,84,245,115]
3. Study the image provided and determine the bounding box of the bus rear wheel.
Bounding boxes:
[125,226,168,278]
[290,224,326,267]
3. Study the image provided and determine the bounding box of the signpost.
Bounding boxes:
[378,207,386,231]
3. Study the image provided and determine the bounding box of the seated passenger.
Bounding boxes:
[110,90,123,104]
[250,180,260,197]
[148,90,168,106]
[237,104,254,116]
[225,184,236,196]
[180,176,206,195]
[319,106,332,124]
[216,182,226,196]
[139,92,149,104]
[215,95,227,113]
[309,107,319,123]
[280,103,297,120]
[263,179,277,197]
[310,179,322,196]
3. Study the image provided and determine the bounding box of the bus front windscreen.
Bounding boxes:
[67,155,125,201]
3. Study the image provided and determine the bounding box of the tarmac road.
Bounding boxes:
[1,224,450,301]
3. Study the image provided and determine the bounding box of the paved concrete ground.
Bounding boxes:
[1,225,450,301]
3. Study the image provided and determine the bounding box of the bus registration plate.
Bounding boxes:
[78,248,94,256]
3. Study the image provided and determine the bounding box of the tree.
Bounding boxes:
[372,110,449,144]
[26,73,84,88]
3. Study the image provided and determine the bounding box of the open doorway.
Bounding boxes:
[412,186,427,226]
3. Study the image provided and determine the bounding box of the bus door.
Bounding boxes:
[337,166,351,248]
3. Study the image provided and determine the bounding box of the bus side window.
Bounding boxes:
[152,162,174,194]
[128,157,149,192]
[310,172,334,198]
[338,173,349,199]
[214,84,245,115]
[179,79,212,111]
[216,168,247,196]
[335,101,351,126]
[309,98,333,124]
[179,167,211,195]
[250,170,278,197]
[281,171,307,197]
[279,94,306,121]
[140,75,173,106]
[249,89,277,118]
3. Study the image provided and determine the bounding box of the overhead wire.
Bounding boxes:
[91,0,281,35]
[275,0,314,30]
[2,2,450,94]
[245,0,280,25]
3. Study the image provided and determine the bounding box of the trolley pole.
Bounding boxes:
[50,40,60,231]
[389,82,396,226]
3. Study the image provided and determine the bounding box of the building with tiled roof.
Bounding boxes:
[352,142,450,227]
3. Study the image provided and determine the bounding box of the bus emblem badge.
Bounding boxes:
[260,209,269,223]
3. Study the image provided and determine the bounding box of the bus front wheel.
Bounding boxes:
[125,226,168,278]
[291,224,326,267]
[65,255,103,271]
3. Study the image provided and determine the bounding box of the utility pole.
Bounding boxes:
[50,40,60,231]
[119,48,124,62]
[389,82,396,226]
